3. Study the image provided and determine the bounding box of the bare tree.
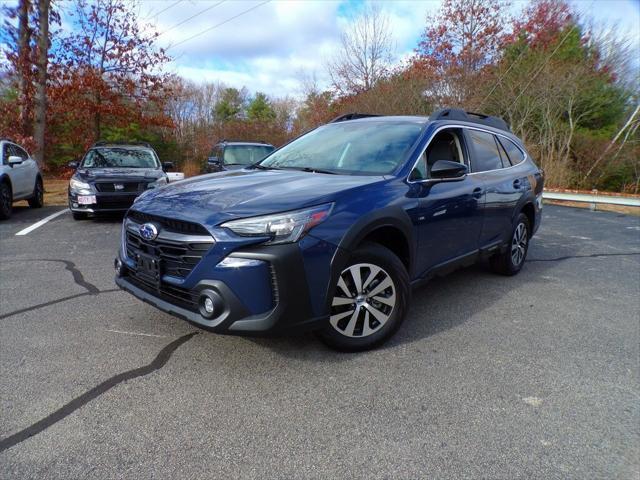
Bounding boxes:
[327,4,395,96]
[32,0,50,168]
[17,0,31,136]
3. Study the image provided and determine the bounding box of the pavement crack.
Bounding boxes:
[0,288,120,321]
[3,258,100,294]
[0,332,199,453]
[527,252,640,263]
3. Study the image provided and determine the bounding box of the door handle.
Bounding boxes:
[513,179,521,189]
[472,187,483,199]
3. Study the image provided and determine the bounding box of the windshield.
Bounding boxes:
[81,148,160,169]
[222,145,274,166]
[259,121,424,174]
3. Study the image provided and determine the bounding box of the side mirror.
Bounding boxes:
[207,156,220,165]
[430,160,467,180]
[8,155,23,166]
[162,161,174,171]
[67,161,79,169]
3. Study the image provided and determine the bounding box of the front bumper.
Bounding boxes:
[69,191,138,213]
[115,243,329,335]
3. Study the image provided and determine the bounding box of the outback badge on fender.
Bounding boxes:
[139,223,158,241]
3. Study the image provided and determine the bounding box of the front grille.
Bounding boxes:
[95,182,144,193]
[127,272,199,312]
[128,210,209,235]
[126,230,212,279]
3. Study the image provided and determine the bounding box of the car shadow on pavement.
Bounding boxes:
[247,242,575,359]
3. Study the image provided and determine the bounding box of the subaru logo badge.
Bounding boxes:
[139,223,158,241]
[114,183,124,190]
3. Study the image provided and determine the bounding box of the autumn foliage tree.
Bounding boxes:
[412,0,508,107]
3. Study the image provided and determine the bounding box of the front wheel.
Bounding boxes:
[318,242,410,352]
[490,213,530,276]
[0,182,12,220]
[72,211,88,221]
[28,177,44,208]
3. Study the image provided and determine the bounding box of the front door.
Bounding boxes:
[407,128,485,276]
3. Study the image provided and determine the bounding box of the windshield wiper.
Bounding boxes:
[251,163,280,170]
[285,166,337,175]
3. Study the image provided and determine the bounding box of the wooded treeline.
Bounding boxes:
[1,0,638,191]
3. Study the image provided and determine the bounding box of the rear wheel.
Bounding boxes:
[490,213,530,276]
[0,182,12,220]
[318,243,410,352]
[28,177,44,208]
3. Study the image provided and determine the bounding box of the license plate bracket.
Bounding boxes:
[136,253,161,285]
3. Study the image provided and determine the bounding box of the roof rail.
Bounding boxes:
[429,108,511,132]
[93,140,153,148]
[330,113,383,123]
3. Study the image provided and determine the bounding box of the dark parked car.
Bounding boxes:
[205,140,275,173]
[115,109,544,351]
[68,142,172,220]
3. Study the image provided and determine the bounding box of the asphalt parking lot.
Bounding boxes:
[0,203,638,479]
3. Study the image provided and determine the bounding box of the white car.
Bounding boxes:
[0,139,44,219]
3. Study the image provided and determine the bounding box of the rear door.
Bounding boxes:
[464,129,522,248]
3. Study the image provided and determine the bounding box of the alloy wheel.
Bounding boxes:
[330,262,396,338]
[511,222,528,266]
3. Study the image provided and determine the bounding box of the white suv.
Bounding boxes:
[0,139,44,219]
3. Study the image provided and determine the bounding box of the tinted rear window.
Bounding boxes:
[498,137,525,165]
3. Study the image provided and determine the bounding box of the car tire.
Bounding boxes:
[490,213,530,276]
[0,182,12,220]
[72,211,88,220]
[318,242,410,352]
[28,177,44,208]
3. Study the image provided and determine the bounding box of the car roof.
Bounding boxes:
[90,144,154,150]
[333,114,522,144]
[218,142,274,147]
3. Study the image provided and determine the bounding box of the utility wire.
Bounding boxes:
[141,0,184,21]
[479,46,528,107]
[168,0,271,50]
[157,0,227,38]
[507,0,596,110]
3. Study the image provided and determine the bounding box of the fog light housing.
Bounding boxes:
[198,290,222,319]
[114,258,123,277]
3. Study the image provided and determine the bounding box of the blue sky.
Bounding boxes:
[3,0,639,97]
[136,0,639,97]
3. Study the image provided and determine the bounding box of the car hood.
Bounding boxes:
[132,169,386,227]
[75,168,165,181]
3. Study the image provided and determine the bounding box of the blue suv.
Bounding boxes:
[115,109,543,351]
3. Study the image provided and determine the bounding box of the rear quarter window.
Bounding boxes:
[498,137,525,165]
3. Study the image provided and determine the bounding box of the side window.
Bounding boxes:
[495,137,512,167]
[467,130,502,172]
[1,144,8,164]
[498,137,525,165]
[14,145,29,160]
[410,128,466,181]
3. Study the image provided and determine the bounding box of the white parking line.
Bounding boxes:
[15,209,69,236]
[105,329,167,338]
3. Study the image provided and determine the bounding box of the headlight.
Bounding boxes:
[69,178,91,194]
[221,203,333,244]
[147,177,167,189]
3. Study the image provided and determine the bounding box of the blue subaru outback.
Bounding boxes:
[115,109,543,351]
